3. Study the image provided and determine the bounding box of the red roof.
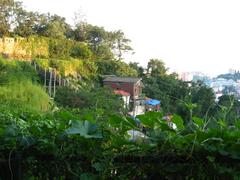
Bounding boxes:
[114,90,130,96]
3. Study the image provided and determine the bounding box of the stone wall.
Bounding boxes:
[0,37,49,60]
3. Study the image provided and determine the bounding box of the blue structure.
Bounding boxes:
[145,99,161,106]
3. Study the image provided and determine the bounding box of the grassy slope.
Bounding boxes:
[0,57,51,113]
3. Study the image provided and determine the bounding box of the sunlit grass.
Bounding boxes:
[0,57,51,113]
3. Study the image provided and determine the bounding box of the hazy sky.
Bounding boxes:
[21,0,240,76]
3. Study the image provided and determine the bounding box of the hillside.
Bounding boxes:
[1,0,240,179]
[217,72,240,81]
[0,57,51,113]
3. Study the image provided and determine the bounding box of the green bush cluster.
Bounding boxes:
[1,109,240,179]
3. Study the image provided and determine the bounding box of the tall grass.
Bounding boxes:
[0,81,51,113]
[0,57,51,113]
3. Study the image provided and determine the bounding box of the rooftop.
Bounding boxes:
[114,90,130,96]
[103,77,141,83]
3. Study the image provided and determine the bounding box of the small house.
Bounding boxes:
[103,76,143,100]
[103,76,144,115]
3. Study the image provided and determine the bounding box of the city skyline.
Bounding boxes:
[22,0,240,76]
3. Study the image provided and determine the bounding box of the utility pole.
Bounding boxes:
[53,69,56,97]
[44,68,47,90]
[49,68,52,97]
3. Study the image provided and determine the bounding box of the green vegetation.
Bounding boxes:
[0,58,51,113]
[1,0,240,179]
[1,108,240,179]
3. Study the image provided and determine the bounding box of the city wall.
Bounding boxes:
[0,37,49,60]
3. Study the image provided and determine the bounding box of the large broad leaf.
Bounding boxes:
[92,162,108,172]
[108,115,138,132]
[192,117,204,127]
[136,114,154,128]
[65,120,102,139]
[172,115,184,130]
[136,112,163,128]
[159,121,173,131]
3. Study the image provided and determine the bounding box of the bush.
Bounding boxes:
[70,42,93,59]
[55,86,123,114]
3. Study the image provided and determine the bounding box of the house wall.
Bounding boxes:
[104,81,143,99]
[122,95,130,109]
[104,81,135,97]
[133,81,142,98]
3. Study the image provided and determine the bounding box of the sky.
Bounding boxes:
[21,0,240,77]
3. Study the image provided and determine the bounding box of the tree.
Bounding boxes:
[41,14,71,39]
[96,59,138,77]
[70,42,93,59]
[48,38,74,59]
[85,25,107,51]
[143,71,190,116]
[129,62,144,77]
[190,81,216,117]
[147,59,168,77]
[81,24,115,59]
[14,10,38,37]
[72,10,87,41]
[215,95,240,125]
[73,22,88,41]
[142,59,216,120]
[109,30,133,60]
[0,0,22,36]
[32,13,49,35]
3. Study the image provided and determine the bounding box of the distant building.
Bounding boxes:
[210,78,237,89]
[103,77,143,100]
[215,91,223,101]
[145,98,161,111]
[103,76,144,116]
[179,72,193,82]
[177,71,210,82]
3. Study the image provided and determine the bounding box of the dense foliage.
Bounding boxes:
[1,109,240,179]
[1,0,240,179]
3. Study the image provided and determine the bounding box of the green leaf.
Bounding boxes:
[218,119,227,128]
[80,173,98,180]
[192,117,204,127]
[83,113,95,123]
[207,156,215,163]
[92,162,107,172]
[172,115,184,130]
[185,103,197,110]
[108,115,137,132]
[136,114,154,128]
[136,112,162,128]
[65,120,102,138]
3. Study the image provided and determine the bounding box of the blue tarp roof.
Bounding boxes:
[145,99,161,106]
